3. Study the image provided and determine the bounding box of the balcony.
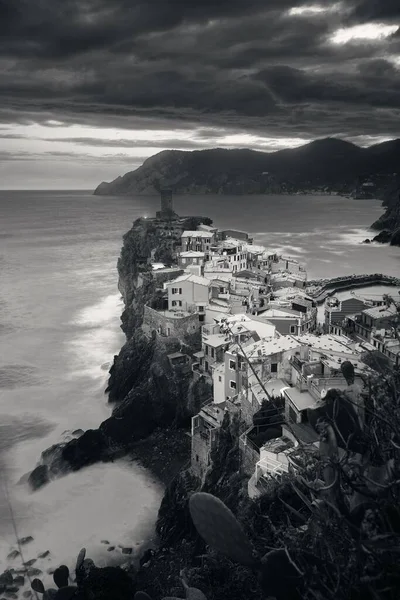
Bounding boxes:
[290,355,304,373]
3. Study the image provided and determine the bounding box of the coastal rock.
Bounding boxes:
[37,551,50,559]
[107,547,115,552]
[362,238,371,243]
[121,548,133,555]
[12,576,24,587]
[61,429,108,471]
[372,230,392,243]
[28,465,49,490]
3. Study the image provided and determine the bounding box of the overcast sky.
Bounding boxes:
[1,0,399,189]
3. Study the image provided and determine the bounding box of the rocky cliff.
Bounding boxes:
[28,217,212,489]
[93,138,400,196]
[370,176,400,246]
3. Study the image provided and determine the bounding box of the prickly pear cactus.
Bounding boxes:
[189,492,257,567]
[134,593,153,600]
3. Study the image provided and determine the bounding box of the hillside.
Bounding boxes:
[93,137,400,196]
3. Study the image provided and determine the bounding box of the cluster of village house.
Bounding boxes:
[140,193,400,499]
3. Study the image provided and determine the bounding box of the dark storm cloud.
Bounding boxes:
[346,0,400,23]
[0,0,399,141]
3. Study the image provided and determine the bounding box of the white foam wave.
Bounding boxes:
[71,294,123,327]
[0,461,163,592]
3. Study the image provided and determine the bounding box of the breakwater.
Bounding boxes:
[306,273,400,304]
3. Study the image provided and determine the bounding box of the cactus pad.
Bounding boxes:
[32,578,45,594]
[134,593,153,600]
[189,492,256,567]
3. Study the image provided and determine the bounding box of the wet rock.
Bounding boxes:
[372,230,392,243]
[47,568,55,575]
[139,549,155,566]
[38,551,50,559]
[5,587,19,593]
[12,575,24,587]
[28,464,49,490]
[61,429,108,471]
[101,540,110,545]
[107,547,115,552]
[121,548,133,555]
[18,536,34,546]
[72,429,84,437]
[6,551,19,561]
[362,238,371,244]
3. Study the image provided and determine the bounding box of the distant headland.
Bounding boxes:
[93,137,400,197]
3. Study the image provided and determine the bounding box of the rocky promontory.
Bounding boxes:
[93,138,400,197]
[369,177,400,246]
[29,216,212,490]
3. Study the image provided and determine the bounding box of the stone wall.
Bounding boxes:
[191,432,210,479]
[143,305,200,339]
[239,433,260,477]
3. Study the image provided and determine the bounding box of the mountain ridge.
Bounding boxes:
[93,137,400,196]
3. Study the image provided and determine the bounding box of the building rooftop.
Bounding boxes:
[179,250,206,258]
[286,423,320,445]
[200,402,226,427]
[203,333,231,348]
[251,379,288,403]
[261,436,294,455]
[291,334,356,355]
[241,336,301,359]
[363,305,397,319]
[182,230,213,238]
[283,386,320,411]
[166,273,211,287]
[272,271,307,281]
[258,307,301,319]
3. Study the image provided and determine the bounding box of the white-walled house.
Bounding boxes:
[164,273,211,318]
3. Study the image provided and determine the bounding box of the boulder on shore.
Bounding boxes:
[372,230,392,243]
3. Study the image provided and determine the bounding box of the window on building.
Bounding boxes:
[229,359,236,371]
[205,346,209,355]
[211,348,215,358]
[178,300,182,307]
[219,287,224,293]
[199,314,205,322]
[218,376,222,382]
[172,288,177,294]
[179,288,182,294]
[196,454,199,462]
[167,327,171,336]
[181,258,186,264]
[172,300,177,306]
[230,380,237,390]
[198,306,204,312]
[271,363,278,373]
[290,325,297,334]
[205,360,209,371]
